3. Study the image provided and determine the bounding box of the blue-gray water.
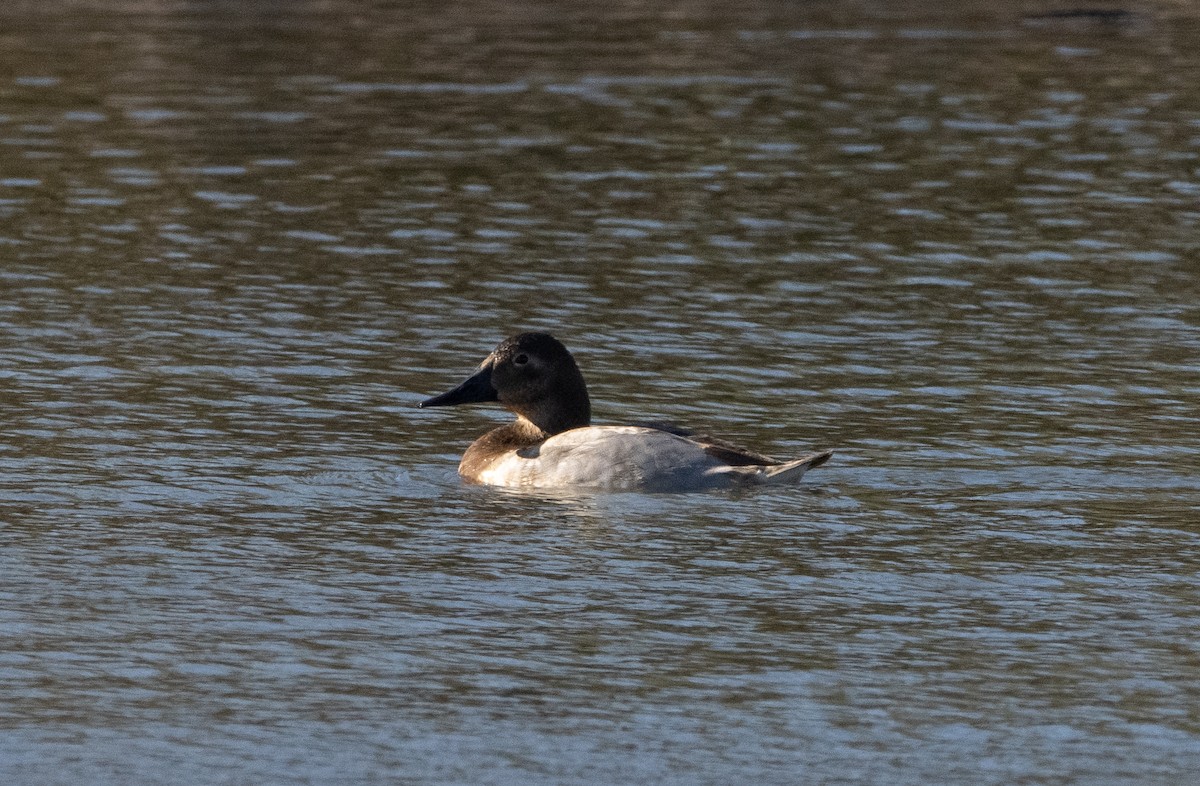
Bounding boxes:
[2,1,1199,783]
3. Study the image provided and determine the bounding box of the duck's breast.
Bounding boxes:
[475,426,729,491]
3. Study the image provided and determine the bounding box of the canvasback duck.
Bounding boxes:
[418,332,833,492]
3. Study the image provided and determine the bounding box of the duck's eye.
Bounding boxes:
[513,353,529,366]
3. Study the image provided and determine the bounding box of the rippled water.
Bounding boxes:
[3,1,1200,783]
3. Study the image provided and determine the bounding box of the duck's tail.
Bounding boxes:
[724,449,834,486]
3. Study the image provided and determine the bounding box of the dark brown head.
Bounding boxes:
[418,332,591,435]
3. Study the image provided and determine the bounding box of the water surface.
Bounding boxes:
[2,1,1199,783]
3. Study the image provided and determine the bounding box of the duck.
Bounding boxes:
[418,332,833,492]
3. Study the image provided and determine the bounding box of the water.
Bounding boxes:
[2,1,1199,783]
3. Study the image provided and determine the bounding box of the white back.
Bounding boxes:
[476,426,730,492]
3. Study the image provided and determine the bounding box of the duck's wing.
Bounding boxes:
[634,420,780,466]
[631,420,694,437]
[721,449,834,486]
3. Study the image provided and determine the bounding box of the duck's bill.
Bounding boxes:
[418,364,498,408]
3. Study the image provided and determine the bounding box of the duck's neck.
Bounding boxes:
[515,387,590,436]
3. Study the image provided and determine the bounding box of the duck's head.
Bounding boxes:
[419,332,591,435]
